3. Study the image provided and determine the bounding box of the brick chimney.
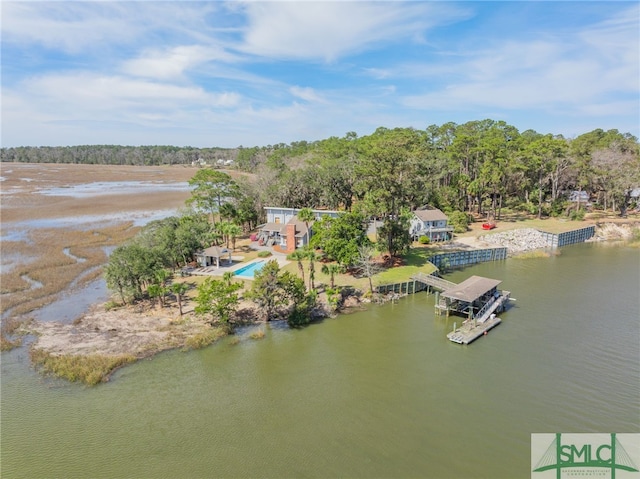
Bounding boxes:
[286,223,297,253]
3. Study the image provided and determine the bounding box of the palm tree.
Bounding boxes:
[321,263,344,289]
[147,283,163,309]
[153,270,171,307]
[227,223,243,251]
[297,207,315,247]
[218,221,234,248]
[297,208,318,290]
[171,282,189,316]
[222,271,235,286]
[287,250,306,285]
[302,246,319,291]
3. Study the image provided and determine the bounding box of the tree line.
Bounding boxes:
[0,145,238,165]
[233,123,638,256]
[240,122,638,217]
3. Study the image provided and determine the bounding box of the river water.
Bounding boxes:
[1,242,638,478]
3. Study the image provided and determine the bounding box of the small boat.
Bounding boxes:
[482,222,496,230]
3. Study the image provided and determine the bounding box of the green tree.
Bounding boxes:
[147,283,165,309]
[321,263,345,289]
[170,282,189,316]
[311,212,370,266]
[280,271,314,327]
[287,249,307,285]
[227,223,243,251]
[297,207,315,235]
[247,260,287,321]
[187,169,239,224]
[447,211,471,234]
[104,244,165,302]
[355,127,426,256]
[194,276,243,328]
[525,135,567,219]
[302,245,319,291]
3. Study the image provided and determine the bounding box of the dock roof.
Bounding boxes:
[442,275,501,303]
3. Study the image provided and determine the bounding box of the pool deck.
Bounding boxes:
[191,256,289,277]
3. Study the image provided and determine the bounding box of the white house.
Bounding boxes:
[409,206,453,242]
[258,207,340,253]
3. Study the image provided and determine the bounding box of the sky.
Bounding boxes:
[1,1,638,148]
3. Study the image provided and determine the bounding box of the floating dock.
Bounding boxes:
[446,291,510,344]
[447,314,501,344]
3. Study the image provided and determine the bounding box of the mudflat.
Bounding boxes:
[1,162,199,222]
[0,163,244,382]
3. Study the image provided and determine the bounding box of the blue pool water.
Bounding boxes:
[234,260,265,278]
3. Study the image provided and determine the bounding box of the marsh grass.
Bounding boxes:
[0,317,29,351]
[248,329,266,340]
[513,250,557,259]
[30,349,136,386]
[1,223,137,319]
[183,327,227,350]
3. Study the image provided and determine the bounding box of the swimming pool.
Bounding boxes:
[233,260,265,278]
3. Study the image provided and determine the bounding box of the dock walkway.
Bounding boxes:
[410,272,456,292]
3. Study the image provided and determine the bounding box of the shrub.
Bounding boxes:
[257,251,272,258]
[550,199,567,217]
[104,300,121,311]
[325,287,342,311]
[447,211,471,234]
[569,209,585,221]
[418,235,430,244]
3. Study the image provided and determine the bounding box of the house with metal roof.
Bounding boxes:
[409,205,453,242]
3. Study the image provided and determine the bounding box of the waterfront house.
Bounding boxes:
[258,207,340,253]
[409,206,453,242]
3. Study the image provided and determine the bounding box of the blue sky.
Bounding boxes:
[1,1,638,148]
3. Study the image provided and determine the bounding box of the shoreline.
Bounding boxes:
[8,220,640,385]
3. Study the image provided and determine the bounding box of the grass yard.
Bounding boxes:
[281,247,438,292]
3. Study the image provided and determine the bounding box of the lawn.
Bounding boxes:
[281,247,438,291]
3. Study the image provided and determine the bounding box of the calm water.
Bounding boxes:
[1,242,638,478]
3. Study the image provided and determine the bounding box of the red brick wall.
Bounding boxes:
[285,223,296,253]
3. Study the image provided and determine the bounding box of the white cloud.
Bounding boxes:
[289,86,324,103]
[400,6,639,119]
[5,72,242,133]
[121,45,236,80]
[1,2,219,53]
[237,1,469,61]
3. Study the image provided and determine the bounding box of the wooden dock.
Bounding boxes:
[447,315,502,344]
[446,291,510,344]
[410,272,456,291]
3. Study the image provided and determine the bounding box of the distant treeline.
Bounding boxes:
[2,122,639,222]
[0,145,240,166]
